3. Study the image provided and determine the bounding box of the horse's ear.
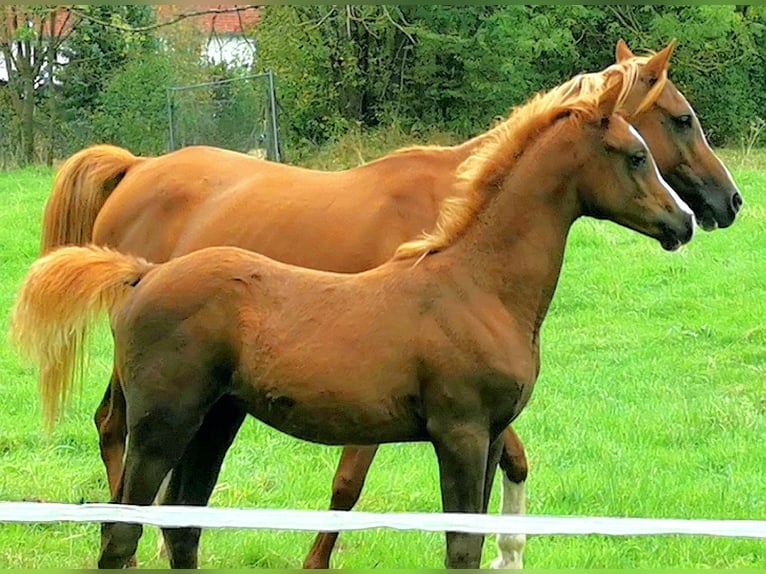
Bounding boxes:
[597,78,622,121]
[643,38,677,79]
[615,39,634,63]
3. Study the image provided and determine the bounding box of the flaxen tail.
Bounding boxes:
[41,145,143,254]
[10,246,154,428]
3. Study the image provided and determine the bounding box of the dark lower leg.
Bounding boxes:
[161,396,246,569]
[483,434,504,513]
[303,445,379,569]
[94,375,136,568]
[431,423,490,569]
[98,452,179,569]
[98,404,203,569]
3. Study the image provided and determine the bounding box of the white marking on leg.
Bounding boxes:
[155,471,172,559]
[492,476,526,569]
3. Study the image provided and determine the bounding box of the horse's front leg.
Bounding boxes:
[430,421,492,569]
[492,426,528,569]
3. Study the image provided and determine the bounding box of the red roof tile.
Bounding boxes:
[155,5,260,35]
[4,5,259,40]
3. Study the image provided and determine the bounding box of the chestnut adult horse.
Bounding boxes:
[12,68,695,569]
[37,40,739,570]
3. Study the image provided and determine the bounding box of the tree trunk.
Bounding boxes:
[46,15,56,167]
[21,77,35,165]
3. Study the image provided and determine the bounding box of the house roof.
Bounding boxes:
[39,5,260,38]
[155,5,260,35]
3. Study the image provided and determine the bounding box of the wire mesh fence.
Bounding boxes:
[167,70,281,161]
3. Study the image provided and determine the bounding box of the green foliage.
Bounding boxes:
[3,5,766,164]
[256,6,423,148]
[397,6,590,135]
[0,85,20,168]
[89,50,175,156]
[255,5,766,153]
[622,5,765,146]
[56,6,157,153]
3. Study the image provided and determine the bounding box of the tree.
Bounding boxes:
[255,6,417,146]
[0,4,260,166]
[1,6,73,165]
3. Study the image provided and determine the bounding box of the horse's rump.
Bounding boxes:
[41,145,143,254]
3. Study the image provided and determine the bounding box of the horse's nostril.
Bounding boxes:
[732,192,743,213]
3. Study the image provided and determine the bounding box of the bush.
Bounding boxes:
[255,5,766,151]
[90,50,176,155]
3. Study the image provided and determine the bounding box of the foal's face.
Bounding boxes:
[579,113,695,251]
[631,80,742,231]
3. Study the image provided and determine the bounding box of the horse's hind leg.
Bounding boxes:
[492,426,528,570]
[98,386,212,569]
[94,372,140,568]
[303,445,380,569]
[160,395,247,569]
[94,371,127,497]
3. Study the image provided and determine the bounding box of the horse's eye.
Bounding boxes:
[673,114,693,129]
[629,151,647,168]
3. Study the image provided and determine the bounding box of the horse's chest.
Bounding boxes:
[424,307,539,426]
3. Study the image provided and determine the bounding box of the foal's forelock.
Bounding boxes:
[557,60,668,120]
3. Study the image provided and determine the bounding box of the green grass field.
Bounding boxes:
[0,148,764,569]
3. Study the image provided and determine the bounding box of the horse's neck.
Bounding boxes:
[447,151,579,338]
[454,123,505,158]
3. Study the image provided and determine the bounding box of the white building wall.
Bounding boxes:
[205,35,255,68]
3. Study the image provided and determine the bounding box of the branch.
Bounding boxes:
[52,8,76,49]
[30,9,49,77]
[347,6,377,39]
[66,5,260,34]
[382,6,415,45]
[235,9,257,58]
[606,5,652,48]
[302,6,337,31]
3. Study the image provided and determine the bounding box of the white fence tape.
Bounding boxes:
[2,502,765,538]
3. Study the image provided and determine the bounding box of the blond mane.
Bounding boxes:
[394,58,668,260]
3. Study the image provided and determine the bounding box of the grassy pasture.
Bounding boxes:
[0,148,764,569]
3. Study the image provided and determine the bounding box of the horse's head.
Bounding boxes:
[576,79,695,251]
[617,39,743,230]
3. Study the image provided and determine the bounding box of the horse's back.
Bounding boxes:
[174,147,462,272]
[91,145,459,272]
[92,147,275,261]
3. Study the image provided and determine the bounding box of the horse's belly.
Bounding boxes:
[232,376,427,446]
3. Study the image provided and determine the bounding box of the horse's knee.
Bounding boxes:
[499,457,528,484]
